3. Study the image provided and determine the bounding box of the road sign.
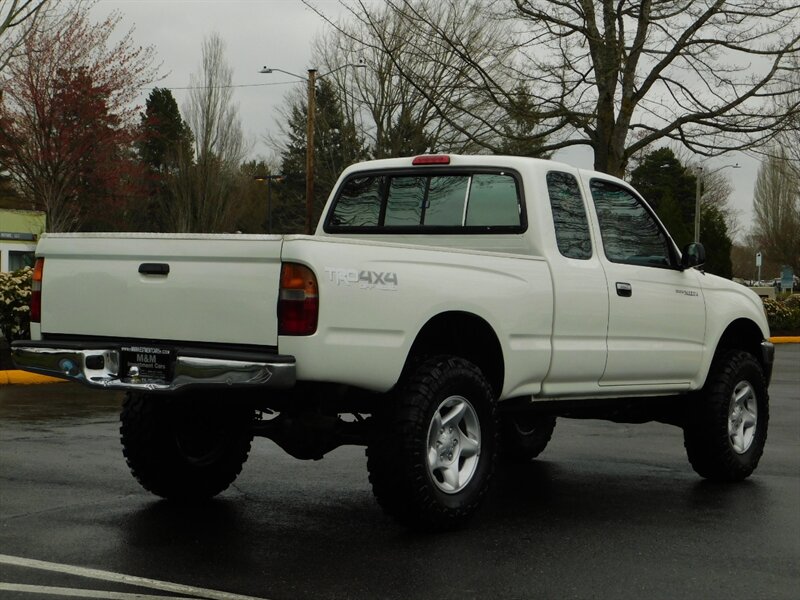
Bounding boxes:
[781,266,794,293]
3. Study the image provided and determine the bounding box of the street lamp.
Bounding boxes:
[259,63,365,235]
[694,162,740,243]
[253,174,284,234]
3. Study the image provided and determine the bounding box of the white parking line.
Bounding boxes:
[0,583,202,599]
[0,554,270,600]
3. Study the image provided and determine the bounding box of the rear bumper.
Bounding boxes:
[11,340,296,392]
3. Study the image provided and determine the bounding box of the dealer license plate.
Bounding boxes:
[120,346,174,381]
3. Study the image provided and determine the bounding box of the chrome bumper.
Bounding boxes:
[11,341,296,392]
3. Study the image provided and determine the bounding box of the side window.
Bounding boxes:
[590,179,674,268]
[546,171,592,259]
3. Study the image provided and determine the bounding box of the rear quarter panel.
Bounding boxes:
[279,235,554,397]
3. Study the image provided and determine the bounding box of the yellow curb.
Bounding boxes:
[770,336,800,344]
[0,370,64,385]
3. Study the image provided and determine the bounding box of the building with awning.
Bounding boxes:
[0,209,46,272]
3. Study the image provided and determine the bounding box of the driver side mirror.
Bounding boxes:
[680,242,706,270]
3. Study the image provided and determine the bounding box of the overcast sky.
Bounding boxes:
[93,0,762,238]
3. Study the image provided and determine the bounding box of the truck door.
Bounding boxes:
[586,178,706,387]
[540,171,610,396]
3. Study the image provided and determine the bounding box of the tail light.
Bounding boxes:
[278,262,318,336]
[31,258,44,323]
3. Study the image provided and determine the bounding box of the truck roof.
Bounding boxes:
[339,154,627,188]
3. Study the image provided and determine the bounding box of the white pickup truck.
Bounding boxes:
[12,155,774,531]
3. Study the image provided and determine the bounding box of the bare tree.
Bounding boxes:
[777,55,800,178]
[752,148,800,273]
[165,33,246,232]
[333,0,799,177]
[698,167,740,240]
[0,0,49,73]
[306,0,550,157]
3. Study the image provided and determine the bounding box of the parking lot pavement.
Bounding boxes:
[1,345,798,600]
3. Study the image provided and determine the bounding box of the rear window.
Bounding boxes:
[325,170,525,233]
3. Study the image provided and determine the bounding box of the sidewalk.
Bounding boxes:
[2,336,798,385]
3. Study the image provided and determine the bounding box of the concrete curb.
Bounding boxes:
[0,370,64,385]
[1,336,797,385]
[770,336,800,344]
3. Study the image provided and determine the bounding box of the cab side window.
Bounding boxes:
[546,171,592,260]
[590,179,674,268]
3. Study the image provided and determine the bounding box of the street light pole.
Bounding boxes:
[253,174,284,234]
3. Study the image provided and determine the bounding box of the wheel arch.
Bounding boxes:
[705,318,768,386]
[403,311,504,396]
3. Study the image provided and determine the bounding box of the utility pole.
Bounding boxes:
[260,63,364,235]
[305,69,317,235]
[694,167,703,243]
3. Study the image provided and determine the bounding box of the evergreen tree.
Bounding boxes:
[137,88,193,230]
[138,88,193,173]
[279,78,369,232]
[700,204,733,278]
[631,147,735,277]
[630,148,697,248]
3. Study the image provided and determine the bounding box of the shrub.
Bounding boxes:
[763,295,800,332]
[783,294,800,311]
[0,266,33,341]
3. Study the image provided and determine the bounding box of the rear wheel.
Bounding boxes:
[500,414,556,462]
[366,356,498,531]
[120,391,254,500]
[683,350,769,481]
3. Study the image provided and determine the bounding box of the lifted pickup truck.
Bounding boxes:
[13,155,773,531]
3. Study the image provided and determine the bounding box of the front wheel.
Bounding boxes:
[120,391,254,500]
[366,356,498,531]
[683,350,769,481]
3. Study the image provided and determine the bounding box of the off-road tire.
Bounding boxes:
[366,356,498,531]
[120,391,254,500]
[500,414,556,462]
[683,350,769,481]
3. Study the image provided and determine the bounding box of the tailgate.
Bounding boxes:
[37,233,283,347]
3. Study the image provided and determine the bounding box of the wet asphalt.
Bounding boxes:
[0,345,798,600]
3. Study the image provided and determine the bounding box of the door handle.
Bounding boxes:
[138,263,170,276]
[616,282,632,297]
